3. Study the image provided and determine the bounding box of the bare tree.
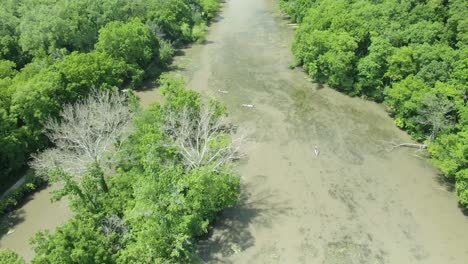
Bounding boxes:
[31,89,134,190]
[384,94,455,153]
[163,103,244,170]
[101,214,129,238]
[100,214,129,252]
[415,93,455,141]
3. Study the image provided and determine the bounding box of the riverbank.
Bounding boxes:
[2,0,468,262]
[0,2,225,261]
[0,185,71,262]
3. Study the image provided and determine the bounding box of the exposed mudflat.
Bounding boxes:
[139,0,468,263]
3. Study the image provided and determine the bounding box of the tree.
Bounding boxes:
[10,69,65,133]
[31,214,115,264]
[0,1,28,66]
[455,169,468,207]
[199,0,221,20]
[356,36,394,100]
[31,90,134,204]
[29,74,241,263]
[385,46,417,82]
[0,249,25,264]
[53,51,129,99]
[415,93,456,140]
[18,1,71,56]
[164,103,243,170]
[146,0,193,42]
[429,130,468,178]
[119,166,239,263]
[279,0,315,23]
[96,19,159,69]
[117,76,241,262]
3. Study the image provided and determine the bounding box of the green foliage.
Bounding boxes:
[286,0,468,207]
[30,78,240,262]
[430,130,467,174]
[0,60,17,79]
[146,0,193,42]
[96,19,159,69]
[1,0,226,258]
[31,214,115,264]
[119,167,239,263]
[356,36,393,100]
[293,29,358,91]
[385,46,418,82]
[192,22,208,43]
[455,169,468,206]
[11,69,64,133]
[54,52,129,95]
[160,73,202,111]
[279,0,315,23]
[0,174,45,217]
[0,0,221,196]
[117,79,238,263]
[0,2,28,66]
[0,249,25,264]
[199,0,221,20]
[158,39,175,65]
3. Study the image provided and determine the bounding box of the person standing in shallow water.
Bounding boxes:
[314,146,320,157]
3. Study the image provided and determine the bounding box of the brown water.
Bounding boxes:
[139,0,468,263]
[2,0,468,263]
[0,185,71,262]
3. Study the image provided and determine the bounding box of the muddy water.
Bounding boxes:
[0,186,71,262]
[3,0,467,263]
[139,0,468,263]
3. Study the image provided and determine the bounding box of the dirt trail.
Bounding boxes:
[139,0,468,263]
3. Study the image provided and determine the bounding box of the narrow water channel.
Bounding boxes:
[0,185,71,262]
[2,0,468,263]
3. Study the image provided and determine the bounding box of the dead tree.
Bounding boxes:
[415,93,455,141]
[384,141,427,152]
[31,89,134,193]
[100,214,129,252]
[163,103,244,170]
[385,94,454,153]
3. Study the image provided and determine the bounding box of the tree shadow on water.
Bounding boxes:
[434,173,455,193]
[433,173,468,216]
[197,185,291,263]
[200,40,215,45]
[0,210,26,240]
[458,203,468,216]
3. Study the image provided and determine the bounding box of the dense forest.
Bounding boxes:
[280,0,468,207]
[0,0,242,262]
[25,76,240,263]
[0,0,221,190]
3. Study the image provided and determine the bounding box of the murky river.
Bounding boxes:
[2,0,468,263]
[167,0,468,263]
[0,185,71,262]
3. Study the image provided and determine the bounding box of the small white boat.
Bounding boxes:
[217,89,229,94]
[314,146,320,157]
[242,104,255,108]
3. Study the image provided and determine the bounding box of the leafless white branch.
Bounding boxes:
[31,89,134,179]
[163,103,245,170]
[383,140,427,152]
